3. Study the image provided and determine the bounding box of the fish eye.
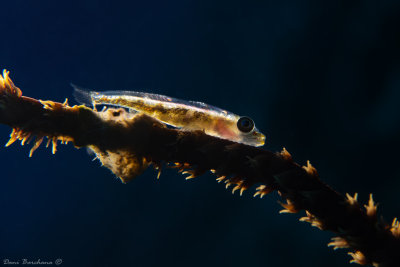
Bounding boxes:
[237,116,255,133]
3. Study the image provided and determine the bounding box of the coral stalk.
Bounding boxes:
[0,70,399,266]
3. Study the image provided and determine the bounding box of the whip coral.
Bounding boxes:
[0,70,399,266]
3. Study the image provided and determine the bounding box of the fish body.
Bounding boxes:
[73,86,265,147]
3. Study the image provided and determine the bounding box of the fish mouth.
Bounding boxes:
[251,131,266,147]
[258,134,266,146]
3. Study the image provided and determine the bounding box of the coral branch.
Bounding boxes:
[0,70,399,266]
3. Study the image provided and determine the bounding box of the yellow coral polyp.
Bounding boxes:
[327,237,349,250]
[346,192,359,206]
[302,160,318,177]
[348,251,368,265]
[0,69,22,97]
[364,194,377,218]
[391,218,400,238]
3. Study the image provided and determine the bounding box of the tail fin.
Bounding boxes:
[71,83,94,107]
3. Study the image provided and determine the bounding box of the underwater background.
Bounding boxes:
[0,1,399,267]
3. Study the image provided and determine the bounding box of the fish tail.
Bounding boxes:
[71,83,95,107]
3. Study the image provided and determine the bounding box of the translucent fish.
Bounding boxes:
[72,85,266,147]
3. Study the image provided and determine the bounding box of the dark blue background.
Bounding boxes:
[1,1,399,266]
